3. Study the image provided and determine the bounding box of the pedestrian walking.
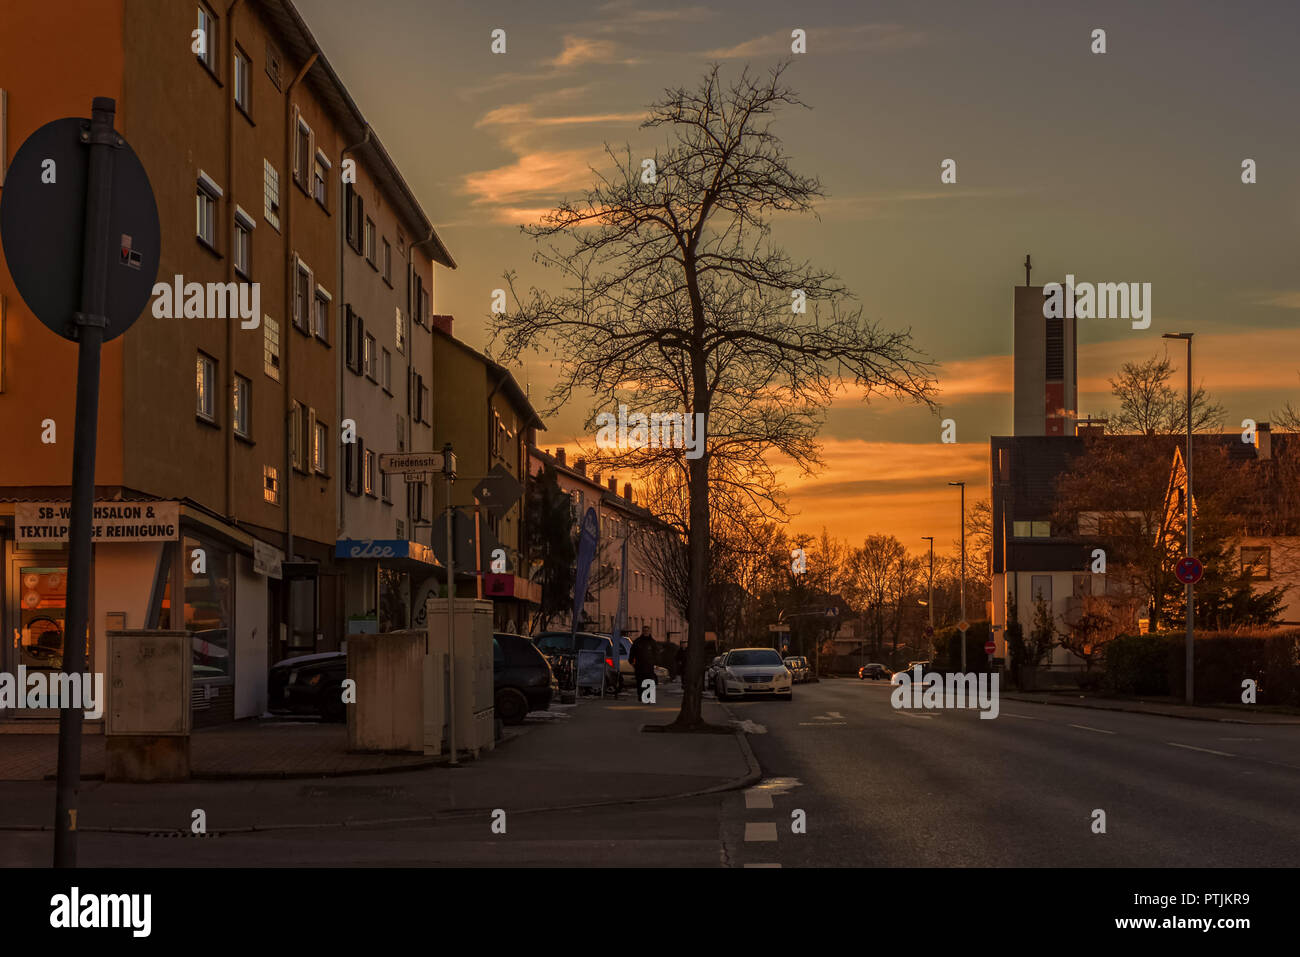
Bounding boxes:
[629,625,658,702]
[674,643,687,683]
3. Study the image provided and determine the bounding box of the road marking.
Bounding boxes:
[745,822,778,842]
[1003,712,1043,720]
[744,863,782,868]
[798,721,847,726]
[745,790,774,810]
[894,710,934,720]
[1168,742,1235,757]
[1217,737,1262,741]
[1069,723,1116,735]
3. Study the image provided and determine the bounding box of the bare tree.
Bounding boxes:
[491,63,936,728]
[1105,352,1224,435]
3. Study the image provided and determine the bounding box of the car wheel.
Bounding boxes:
[715,678,727,701]
[495,687,529,725]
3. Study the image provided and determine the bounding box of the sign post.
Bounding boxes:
[0,98,160,867]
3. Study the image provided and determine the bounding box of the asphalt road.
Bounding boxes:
[5,679,1295,867]
[724,677,1300,867]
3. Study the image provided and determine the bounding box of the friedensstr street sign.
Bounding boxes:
[379,451,446,474]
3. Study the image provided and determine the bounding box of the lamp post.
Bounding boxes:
[1163,332,1195,705]
[948,482,966,671]
[921,536,934,659]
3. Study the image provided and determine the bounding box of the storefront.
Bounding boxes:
[1,499,280,726]
[335,539,440,638]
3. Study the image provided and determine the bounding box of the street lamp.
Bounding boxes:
[921,536,934,659]
[948,482,966,671]
[1163,332,1195,704]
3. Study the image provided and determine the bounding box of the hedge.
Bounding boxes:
[1100,629,1300,706]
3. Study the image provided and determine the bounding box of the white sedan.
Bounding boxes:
[714,648,793,701]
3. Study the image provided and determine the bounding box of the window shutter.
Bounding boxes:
[344,306,354,370]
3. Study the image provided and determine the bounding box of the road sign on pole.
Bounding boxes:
[472,464,523,514]
[1175,556,1204,585]
[379,451,446,474]
[1,99,160,868]
[957,620,970,632]
[984,640,996,655]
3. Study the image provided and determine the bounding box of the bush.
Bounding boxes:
[1103,628,1300,705]
[1101,635,1171,696]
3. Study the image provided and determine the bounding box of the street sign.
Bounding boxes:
[0,115,159,341]
[472,464,523,514]
[957,620,970,632]
[768,624,791,633]
[984,641,996,655]
[923,625,935,638]
[380,451,446,474]
[1175,556,1204,585]
[431,507,477,569]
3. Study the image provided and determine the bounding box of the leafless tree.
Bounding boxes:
[1105,352,1224,435]
[491,63,936,727]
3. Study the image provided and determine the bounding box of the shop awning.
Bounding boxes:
[334,539,437,571]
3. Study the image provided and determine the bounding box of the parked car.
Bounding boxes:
[493,633,556,724]
[705,655,726,689]
[714,648,793,701]
[858,663,890,680]
[531,631,618,692]
[783,656,810,683]
[268,651,347,721]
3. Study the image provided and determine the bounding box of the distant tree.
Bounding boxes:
[526,463,578,632]
[1105,352,1224,435]
[1030,597,1059,664]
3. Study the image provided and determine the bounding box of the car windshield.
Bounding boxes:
[728,650,783,666]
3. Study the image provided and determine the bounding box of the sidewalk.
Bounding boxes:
[0,691,754,834]
[1001,691,1300,725]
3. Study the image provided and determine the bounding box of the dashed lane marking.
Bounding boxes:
[1168,742,1235,757]
[1068,724,1117,735]
[744,822,778,842]
[745,790,774,810]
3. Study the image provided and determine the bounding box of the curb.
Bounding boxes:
[1000,693,1300,725]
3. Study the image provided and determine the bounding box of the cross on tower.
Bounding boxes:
[1024,253,1032,287]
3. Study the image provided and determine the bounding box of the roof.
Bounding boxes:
[256,0,455,268]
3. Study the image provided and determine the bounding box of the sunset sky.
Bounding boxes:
[296,0,1300,555]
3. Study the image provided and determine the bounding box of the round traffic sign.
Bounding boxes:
[984,641,996,655]
[0,114,160,342]
[1175,556,1204,585]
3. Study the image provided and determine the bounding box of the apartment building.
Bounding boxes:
[426,317,543,633]
[334,131,455,636]
[0,0,452,724]
[527,446,687,644]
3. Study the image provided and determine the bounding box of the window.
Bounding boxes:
[313,151,330,208]
[364,447,375,496]
[381,348,391,393]
[412,274,427,327]
[264,40,282,91]
[344,307,363,374]
[233,46,251,115]
[293,114,313,190]
[196,4,218,75]
[364,217,376,264]
[313,287,331,344]
[364,333,376,381]
[290,402,304,471]
[232,374,251,439]
[263,465,279,504]
[382,238,391,284]
[196,171,222,250]
[159,535,232,681]
[1241,546,1271,580]
[408,481,428,523]
[263,159,280,230]
[1031,575,1053,602]
[313,419,327,474]
[1031,520,1051,537]
[196,352,216,422]
[293,259,312,333]
[394,307,405,355]
[234,206,254,277]
[263,316,280,380]
[344,183,363,252]
[381,471,391,504]
[344,436,360,496]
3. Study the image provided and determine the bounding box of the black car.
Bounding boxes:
[531,631,619,692]
[858,663,890,680]
[268,651,347,721]
[494,632,556,724]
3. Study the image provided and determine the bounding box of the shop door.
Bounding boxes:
[6,557,73,718]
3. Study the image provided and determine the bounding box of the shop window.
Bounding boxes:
[17,567,71,675]
[159,536,233,682]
